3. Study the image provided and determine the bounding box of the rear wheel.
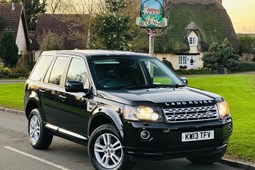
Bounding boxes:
[187,146,227,164]
[88,124,134,170]
[28,108,53,149]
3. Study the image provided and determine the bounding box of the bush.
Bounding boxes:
[238,62,255,72]
[175,68,214,75]
[252,57,255,62]
[0,64,29,78]
[0,66,12,78]
[11,63,30,78]
[179,65,187,69]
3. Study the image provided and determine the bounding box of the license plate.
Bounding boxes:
[182,130,214,142]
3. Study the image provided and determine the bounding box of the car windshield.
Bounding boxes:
[90,56,185,90]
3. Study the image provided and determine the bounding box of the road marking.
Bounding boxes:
[4,146,69,170]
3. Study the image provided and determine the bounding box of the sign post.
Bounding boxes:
[148,29,156,55]
[136,0,167,56]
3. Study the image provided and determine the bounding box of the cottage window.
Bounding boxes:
[189,37,197,45]
[179,56,187,65]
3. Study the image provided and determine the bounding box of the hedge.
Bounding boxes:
[238,62,255,72]
[0,66,28,78]
[175,69,214,75]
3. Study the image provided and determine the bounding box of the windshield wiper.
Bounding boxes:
[120,84,155,90]
[120,84,185,90]
[155,84,186,88]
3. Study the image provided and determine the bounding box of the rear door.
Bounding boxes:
[41,56,70,127]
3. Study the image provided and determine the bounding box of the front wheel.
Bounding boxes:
[28,108,53,149]
[88,124,134,170]
[187,146,227,164]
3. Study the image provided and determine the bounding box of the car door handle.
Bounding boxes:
[59,95,66,101]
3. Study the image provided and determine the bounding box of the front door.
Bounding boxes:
[187,56,196,69]
[58,57,90,136]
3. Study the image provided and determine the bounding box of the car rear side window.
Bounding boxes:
[29,55,55,81]
[48,56,69,85]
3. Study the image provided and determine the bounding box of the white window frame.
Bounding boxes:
[189,37,197,45]
[179,56,187,65]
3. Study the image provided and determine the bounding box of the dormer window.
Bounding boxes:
[185,22,200,48]
[189,37,197,45]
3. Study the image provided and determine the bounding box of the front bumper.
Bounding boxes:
[122,119,232,161]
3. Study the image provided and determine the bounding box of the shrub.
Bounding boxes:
[175,68,214,75]
[179,65,187,70]
[11,63,30,78]
[237,62,255,72]
[0,64,29,78]
[252,57,255,62]
[0,66,12,78]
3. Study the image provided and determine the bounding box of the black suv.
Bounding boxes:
[24,50,232,170]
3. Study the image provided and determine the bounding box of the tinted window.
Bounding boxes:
[91,57,184,90]
[30,55,54,81]
[91,58,146,89]
[142,59,175,85]
[49,57,69,85]
[66,58,89,88]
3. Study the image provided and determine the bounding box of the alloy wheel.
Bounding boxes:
[94,133,123,169]
[29,114,40,145]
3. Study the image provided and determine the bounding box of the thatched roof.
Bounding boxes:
[154,0,238,53]
[185,22,199,30]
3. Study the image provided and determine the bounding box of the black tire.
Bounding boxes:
[88,124,134,170]
[187,146,227,165]
[28,108,53,149]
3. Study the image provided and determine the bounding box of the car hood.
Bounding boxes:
[96,87,222,106]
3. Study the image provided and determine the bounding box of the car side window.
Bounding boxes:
[48,57,69,85]
[66,58,89,89]
[29,55,55,81]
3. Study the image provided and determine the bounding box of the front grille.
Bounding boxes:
[163,105,219,123]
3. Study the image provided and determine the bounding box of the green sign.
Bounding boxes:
[136,0,167,28]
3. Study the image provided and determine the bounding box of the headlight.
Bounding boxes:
[123,105,163,122]
[217,101,230,119]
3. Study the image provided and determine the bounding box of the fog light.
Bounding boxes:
[229,123,233,132]
[140,130,150,140]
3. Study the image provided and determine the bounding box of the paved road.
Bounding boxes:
[0,110,243,170]
[0,79,25,84]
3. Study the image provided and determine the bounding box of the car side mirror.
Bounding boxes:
[180,77,188,85]
[65,81,85,92]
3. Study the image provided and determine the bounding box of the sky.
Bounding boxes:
[223,0,255,33]
[142,0,163,8]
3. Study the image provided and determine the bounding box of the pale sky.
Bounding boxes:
[223,0,255,33]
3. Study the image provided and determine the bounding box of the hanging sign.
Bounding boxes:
[136,0,167,28]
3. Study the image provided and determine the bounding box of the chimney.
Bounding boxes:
[11,3,15,10]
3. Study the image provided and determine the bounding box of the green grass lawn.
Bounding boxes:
[187,73,255,162]
[0,83,24,110]
[0,73,255,162]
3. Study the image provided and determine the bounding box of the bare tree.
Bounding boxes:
[47,0,62,14]
[46,0,105,15]
[37,29,64,50]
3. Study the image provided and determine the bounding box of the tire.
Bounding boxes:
[88,124,134,170]
[28,108,53,149]
[187,146,227,165]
